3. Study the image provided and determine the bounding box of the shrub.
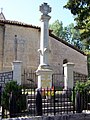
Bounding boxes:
[2,81,27,114]
[74,81,86,92]
[72,80,90,111]
[74,80,90,92]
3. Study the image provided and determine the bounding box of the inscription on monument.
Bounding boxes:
[41,74,52,88]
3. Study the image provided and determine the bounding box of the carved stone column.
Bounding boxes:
[36,3,53,89]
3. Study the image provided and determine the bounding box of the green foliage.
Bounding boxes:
[84,80,90,91]
[74,81,85,92]
[49,20,83,50]
[72,81,85,101]
[72,80,90,109]
[64,0,90,50]
[49,20,63,37]
[72,80,90,101]
[74,80,90,92]
[2,81,26,112]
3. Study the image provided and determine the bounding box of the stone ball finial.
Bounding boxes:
[39,3,51,15]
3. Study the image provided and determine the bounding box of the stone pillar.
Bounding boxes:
[37,69,53,89]
[12,61,22,85]
[36,3,53,89]
[38,3,51,68]
[63,62,75,90]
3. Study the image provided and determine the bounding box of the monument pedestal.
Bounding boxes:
[36,65,53,89]
[36,3,53,89]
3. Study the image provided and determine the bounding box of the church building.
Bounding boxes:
[0,11,88,81]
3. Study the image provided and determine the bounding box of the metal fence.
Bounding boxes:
[0,70,88,118]
[21,70,37,88]
[21,71,88,89]
[1,86,90,118]
[52,73,64,89]
[73,72,88,85]
[0,71,13,89]
[21,71,64,89]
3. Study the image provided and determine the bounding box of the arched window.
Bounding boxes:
[63,59,68,74]
[63,59,68,64]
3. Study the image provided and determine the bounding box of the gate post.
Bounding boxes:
[12,61,22,85]
[63,62,75,90]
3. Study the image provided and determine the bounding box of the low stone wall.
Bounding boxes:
[3,113,90,120]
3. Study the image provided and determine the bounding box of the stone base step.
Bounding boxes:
[27,106,74,114]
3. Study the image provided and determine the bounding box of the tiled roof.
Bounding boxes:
[0,19,40,29]
[49,33,86,56]
[0,19,86,56]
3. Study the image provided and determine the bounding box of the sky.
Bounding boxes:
[0,0,75,27]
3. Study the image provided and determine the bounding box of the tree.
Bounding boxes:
[64,0,90,77]
[63,23,83,49]
[49,20,83,50]
[49,20,63,38]
[64,0,90,50]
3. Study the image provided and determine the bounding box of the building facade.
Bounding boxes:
[0,12,88,78]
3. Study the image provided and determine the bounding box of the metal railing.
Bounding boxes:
[22,70,64,89]
[0,71,13,89]
[1,86,90,118]
[73,71,88,85]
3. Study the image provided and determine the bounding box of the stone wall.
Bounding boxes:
[0,23,88,76]
[3,24,40,71]
[49,36,87,75]
[3,113,90,120]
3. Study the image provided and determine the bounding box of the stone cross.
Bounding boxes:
[14,35,18,61]
[36,3,53,89]
[38,3,51,69]
[14,35,25,61]
[39,3,51,15]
